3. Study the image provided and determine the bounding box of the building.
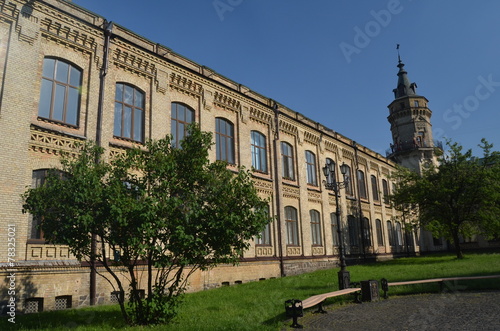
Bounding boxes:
[1,0,415,313]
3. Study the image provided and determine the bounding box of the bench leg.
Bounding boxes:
[290,315,303,328]
[314,301,327,314]
[353,291,362,304]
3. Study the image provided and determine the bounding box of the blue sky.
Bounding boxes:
[72,0,500,157]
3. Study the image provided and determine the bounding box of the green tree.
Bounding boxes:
[23,125,270,325]
[390,139,500,259]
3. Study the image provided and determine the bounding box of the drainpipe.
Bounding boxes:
[91,19,113,306]
[272,101,285,277]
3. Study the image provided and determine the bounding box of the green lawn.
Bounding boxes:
[2,252,500,330]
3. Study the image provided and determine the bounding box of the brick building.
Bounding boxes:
[1,0,419,313]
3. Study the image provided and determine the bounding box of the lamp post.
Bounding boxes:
[323,159,351,290]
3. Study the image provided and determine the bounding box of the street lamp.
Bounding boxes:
[323,159,351,290]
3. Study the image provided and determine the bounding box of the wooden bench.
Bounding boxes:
[382,274,500,298]
[302,287,361,313]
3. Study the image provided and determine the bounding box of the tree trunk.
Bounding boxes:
[451,231,464,259]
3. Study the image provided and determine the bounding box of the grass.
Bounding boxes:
[2,251,500,330]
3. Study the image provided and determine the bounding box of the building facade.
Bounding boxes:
[1,0,415,313]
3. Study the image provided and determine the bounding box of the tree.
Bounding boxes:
[390,139,500,259]
[23,125,270,325]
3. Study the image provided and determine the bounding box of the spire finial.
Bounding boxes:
[397,44,401,63]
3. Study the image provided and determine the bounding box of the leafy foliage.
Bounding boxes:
[390,139,500,258]
[23,125,270,325]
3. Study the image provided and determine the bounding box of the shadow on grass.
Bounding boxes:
[0,305,125,330]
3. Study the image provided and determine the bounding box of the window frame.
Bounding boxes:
[281,142,295,180]
[285,206,299,246]
[251,131,268,173]
[38,57,82,127]
[371,175,380,202]
[357,170,368,200]
[305,151,318,186]
[171,102,194,148]
[113,83,145,143]
[215,117,235,164]
[310,209,322,246]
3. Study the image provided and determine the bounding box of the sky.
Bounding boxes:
[72,0,500,157]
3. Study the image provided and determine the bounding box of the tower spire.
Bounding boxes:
[393,44,417,99]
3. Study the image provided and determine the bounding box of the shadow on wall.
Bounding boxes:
[0,272,38,315]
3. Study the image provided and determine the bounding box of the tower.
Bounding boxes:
[386,55,440,174]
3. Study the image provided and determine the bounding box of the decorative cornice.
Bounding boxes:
[249,106,272,125]
[304,131,320,146]
[40,18,96,54]
[169,72,203,97]
[282,184,300,199]
[113,47,155,78]
[214,91,240,112]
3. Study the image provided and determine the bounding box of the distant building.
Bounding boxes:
[1,0,471,314]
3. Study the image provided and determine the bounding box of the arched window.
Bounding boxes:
[171,102,194,148]
[382,179,390,204]
[215,118,235,164]
[387,221,395,246]
[281,142,295,180]
[395,222,403,246]
[251,131,267,172]
[29,169,66,240]
[256,205,271,245]
[285,206,299,245]
[343,164,353,196]
[38,58,82,126]
[348,215,360,247]
[363,217,371,247]
[114,83,144,142]
[305,151,318,186]
[330,212,339,246]
[376,219,384,246]
[310,210,322,245]
[371,175,379,202]
[357,170,367,199]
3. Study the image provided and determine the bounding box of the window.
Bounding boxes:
[215,118,235,164]
[362,217,371,247]
[285,206,299,245]
[310,210,322,245]
[382,179,390,204]
[171,102,194,148]
[395,222,403,246]
[344,164,353,196]
[55,295,72,310]
[348,215,360,247]
[357,170,367,199]
[29,169,66,240]
[330,212,339,246]
[376,219,384,246]
[24,298,44,314]
[114,83,144,142]
[414,100,419,107]
[387,221,395,246]
[281,142,295,180]
[256,205,271,245]
[305,151,318,186]
[371,175,379,202]
[251,131,267,172]
[38,58,82,126]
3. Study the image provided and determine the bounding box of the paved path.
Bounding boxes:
[296,291,500,330]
